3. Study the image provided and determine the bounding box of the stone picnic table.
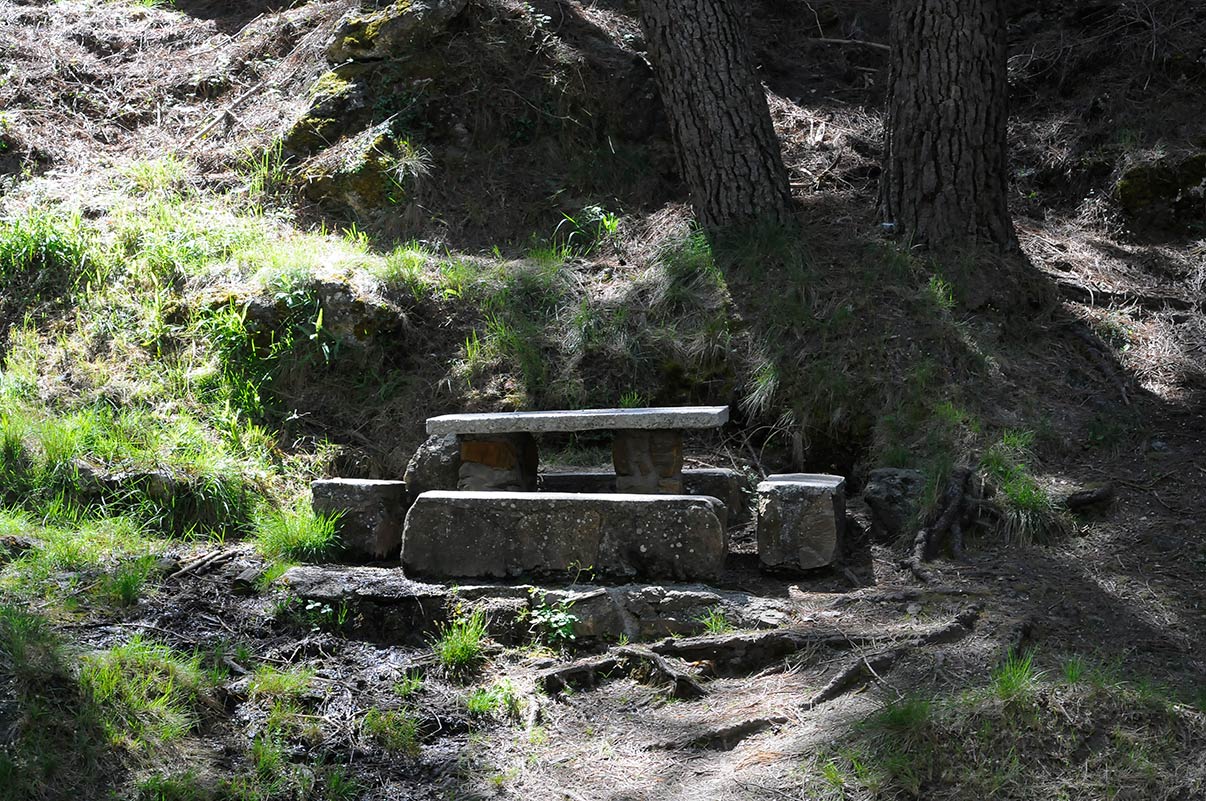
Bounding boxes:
[425,406,730,494]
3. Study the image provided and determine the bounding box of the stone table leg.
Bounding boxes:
[612,429,684,494]
[458,433,538,491]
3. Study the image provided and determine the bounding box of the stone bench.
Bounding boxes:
[539,467,752,525]
[755,474,846,573]
[422,406,729,494]
[402,490,727,581]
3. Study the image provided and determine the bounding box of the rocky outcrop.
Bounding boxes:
[326,0,470,63]
[862,468,925,541]
[1116,152,1206,227]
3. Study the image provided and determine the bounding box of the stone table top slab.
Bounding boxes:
[426,406,730,436]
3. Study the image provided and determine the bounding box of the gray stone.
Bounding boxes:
[403,434,460,497]
[863,468,924,541]
[402,491,726,581]
[426,405,729,436]
[755,474,846,572]
[327,0,470,63]
[540,468,751,526]
[612,429,683,493]
[281,565,447,645]
[311,479,408,562]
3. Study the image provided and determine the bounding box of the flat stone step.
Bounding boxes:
[402,490,726,581]
[425,406,729,436]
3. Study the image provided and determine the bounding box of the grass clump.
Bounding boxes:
[432,607,489,675]
[697,606,733,634]
[981,430,1073,545]
[466,679,520,718]
[253,502,340,562]
[392,669,424,699]
[248,664,313,700]
[992,649,1040,703]
[79,636,207,750]
[362,707,420,754]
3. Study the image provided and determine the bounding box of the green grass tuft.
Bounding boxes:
[362,707,420,754]
[432,608,489,674]
[253,502,340,562]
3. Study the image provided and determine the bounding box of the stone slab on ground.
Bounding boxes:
[402,490,726,581]
[540,468,751,525]
[280,564,794,643]
[425,406,729,436]
[756,474,846,573]
[311,478,408,561]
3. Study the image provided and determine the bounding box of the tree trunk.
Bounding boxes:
[637,0,792,233]
[881,0,1018,251]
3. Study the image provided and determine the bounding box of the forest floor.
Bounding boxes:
[1,0,1204,800]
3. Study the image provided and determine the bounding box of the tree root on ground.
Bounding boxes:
[538,606,982,701]
[906,467,972,583]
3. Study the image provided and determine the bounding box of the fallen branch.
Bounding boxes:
[537,648,705,699]
[650,714,790,751]
[811,37,890,52]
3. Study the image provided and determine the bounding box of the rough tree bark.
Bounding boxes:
[637,0,793,233]
[881,0,1018,251]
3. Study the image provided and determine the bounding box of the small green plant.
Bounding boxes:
[466,679,520,718]
[928,274,956,311]
[432,608,489,674]
[526,590,578,647]
[99,556,156,607]
[249,665,313,700]
[980,431,1072,545]
[253,502,340,562]
[992,649,1039,703]
[618,389,645,409]
[362,708,419,754]
[135,770,208,801]
[697,606,733,635]
[1062,655,1086,684]
[392,670,424,699]
[322,766,362,801]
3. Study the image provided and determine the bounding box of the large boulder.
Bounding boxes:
[402,491,726,581]
[755,474,845,573]
[862,468,924,541]
[327,0,470,63]
[311,478,408,561]
[1115,152,1206,227]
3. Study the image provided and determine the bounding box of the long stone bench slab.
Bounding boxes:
[425,406,729,436]
[402,491,726,581]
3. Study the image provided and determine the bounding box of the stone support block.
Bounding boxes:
[311,478,408,562]
[611,429,684,494]
[457,433,538,491]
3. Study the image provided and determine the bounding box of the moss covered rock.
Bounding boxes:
[300,123,428,221]
[327,0,469,63]
[282,64,372,155]
[1116,152,1206,224]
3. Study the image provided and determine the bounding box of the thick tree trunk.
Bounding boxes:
[881,0,1018,251]
[637,0,792,233]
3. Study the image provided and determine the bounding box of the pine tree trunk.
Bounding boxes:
[881,0,1018,251]
[637,0,793,233]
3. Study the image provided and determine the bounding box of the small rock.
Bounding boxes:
[862,468,925,541]
[403,434,461,498]
[327,0,470,63]
[232,566,264,595]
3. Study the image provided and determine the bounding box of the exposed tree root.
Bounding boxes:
[538,646,705,699]
[906,467,972,583]
[802,649,900,710]
[650,714,791,751]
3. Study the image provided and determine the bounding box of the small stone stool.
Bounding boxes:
[755,473,845,572]
[311,479,409,562]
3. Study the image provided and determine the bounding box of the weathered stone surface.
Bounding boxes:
[863,468,924,541]
[311,479,408,561]
[426,406,729,436]
[756,474,845,572]
[402,491,726,581]
[539,468,751,525]
[1115,152,1206,226]
[327,0,470,63]
[458,433,537,491]
[281,565,447,644]
[404,434,460,497]
[612,429,683,493]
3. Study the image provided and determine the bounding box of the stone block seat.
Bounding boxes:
[755,473,846,573]
[402,490,727,581]
[311,478,408,561]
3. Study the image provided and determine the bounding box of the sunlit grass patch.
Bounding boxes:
[252,501,340,562]
[79,636,208,750]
